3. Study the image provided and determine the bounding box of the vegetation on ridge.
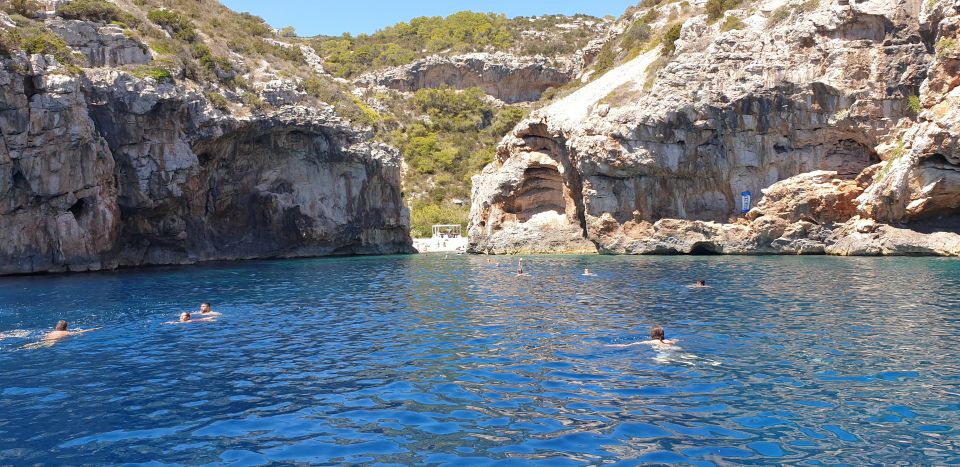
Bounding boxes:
[0,15,83,73]
[308,11,603,78]
[368,86,527,237]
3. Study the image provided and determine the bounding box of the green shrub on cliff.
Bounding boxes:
[236,12,273,37]
[131,65,173,82]
[206,91,229,111]
[767,0,820,27]
[2,23,83,70]
[241,92,266,111]
[705,0,742,22]
[191,43,234,78]
[489,106,527,136]
[878,139,906,181]
[907,95,921,113]
[936,37,957,59]
[147,9,197,43]
[620,20,653,53]
[58,0,131,24]
[660,22,683,56]
[351,96,381,126]
[0,0,42,18]
[720,15,745,31]
[404,130,459,174]
[0,28,19,57]
[592,42,616,78]
[412,86,492,132]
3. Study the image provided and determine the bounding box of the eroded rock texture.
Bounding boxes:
[355,53,576,103]
[0,50,410,275]
[470,0,960,256]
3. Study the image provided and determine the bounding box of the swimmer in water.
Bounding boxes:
[582,268,596,276]
[643,325,679,348]
[43,320,98,342]
[198,302,220,317]
[517,258,524,275]
[690,279,710,288]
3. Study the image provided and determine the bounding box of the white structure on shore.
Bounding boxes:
[413,224,468,253]
[432,224,461,238]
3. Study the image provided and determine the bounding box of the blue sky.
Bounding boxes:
[220,0,637,37]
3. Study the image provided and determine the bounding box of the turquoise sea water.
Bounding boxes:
[0,255,958,465]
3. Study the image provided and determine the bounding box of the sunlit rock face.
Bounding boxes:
[0,46,410,276]
[355,53,577,103]
[46,18,152,67]
[469,0,960,256]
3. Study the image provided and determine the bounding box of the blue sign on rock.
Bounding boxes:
[741,191,751,214]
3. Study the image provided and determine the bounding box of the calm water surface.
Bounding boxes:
[0,255,959,465]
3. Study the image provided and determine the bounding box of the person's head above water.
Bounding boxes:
[199,302,211,313]
[179,312,191,322]
[650,325,665,342]
[55,320,68,331]
[697,279,706,286]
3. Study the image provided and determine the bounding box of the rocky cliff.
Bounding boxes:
[469,0,960,256]
[355,53,576,104]
[0,10,410,275]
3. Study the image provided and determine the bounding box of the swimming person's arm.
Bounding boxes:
[606,341,645,347]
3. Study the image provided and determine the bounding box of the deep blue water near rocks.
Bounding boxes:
[0,255,958,465]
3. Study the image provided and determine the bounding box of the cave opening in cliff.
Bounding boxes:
[22,76,38,100]
[689,242,722,255]
[508,164,567,222]
[68,198,88,221]
[10,167,29,192]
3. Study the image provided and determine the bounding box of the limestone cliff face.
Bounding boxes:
[355,53,577,103]
[857,0,960,224]
[0,22,410,275]
[469,0,960,256]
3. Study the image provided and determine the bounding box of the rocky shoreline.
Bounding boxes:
[2,0,958,279]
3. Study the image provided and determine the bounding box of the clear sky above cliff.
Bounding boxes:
[220,0,637,37]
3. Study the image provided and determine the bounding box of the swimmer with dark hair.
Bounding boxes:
[198,302,221,317]
[43,320,98,341]
[643,325,679,348]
